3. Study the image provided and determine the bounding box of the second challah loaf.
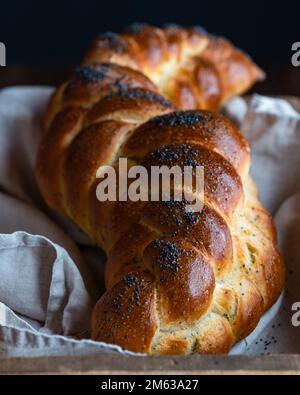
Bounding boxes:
[83,24,265,111]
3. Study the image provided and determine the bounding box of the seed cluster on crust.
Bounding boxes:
[75,64,110,82]
[151,111,210,128]
[123,274,142,307]
[153,239,182,272]
[106,87,173,108]
[150,143,200,168]
[163,200,201,225]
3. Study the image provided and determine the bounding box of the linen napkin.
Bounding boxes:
[0,86,300,356]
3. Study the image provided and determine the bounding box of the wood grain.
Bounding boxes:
[1,354,300,375]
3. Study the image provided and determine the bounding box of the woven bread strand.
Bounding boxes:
[83,24,265,111]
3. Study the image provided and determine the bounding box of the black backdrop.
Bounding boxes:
[0,0,299,64]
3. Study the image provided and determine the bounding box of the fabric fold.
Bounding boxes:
[0,87,300,356]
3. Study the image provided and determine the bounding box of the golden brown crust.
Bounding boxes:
[36,24,284,355]
[36,106,85,211]
[83,24,265,111]
[193,313,235,354]
[142,141,244,218]
[123,110,250,176]
[144,238,215,325]
[91,270,157,353]
[63,120,132,230]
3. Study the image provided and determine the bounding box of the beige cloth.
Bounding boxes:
[0,87,299,356]
[225,95,300,354]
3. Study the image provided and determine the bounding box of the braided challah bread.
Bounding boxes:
[83,23,265,111]
[36,24,284,355]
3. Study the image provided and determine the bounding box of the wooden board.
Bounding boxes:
[1,354,300,375]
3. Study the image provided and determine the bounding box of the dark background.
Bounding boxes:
[0,0,299,93]
[1,0,298,63]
